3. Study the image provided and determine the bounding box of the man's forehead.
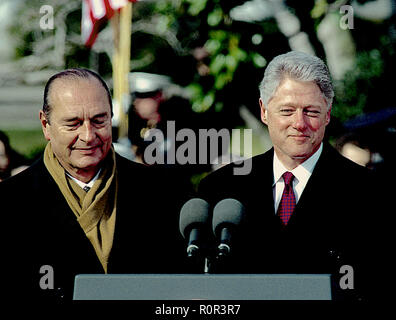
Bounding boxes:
[60,112,109,122]
[48,77,110,112]
[270,79,326,104]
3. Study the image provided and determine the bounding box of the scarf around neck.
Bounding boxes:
[43,143,118,273]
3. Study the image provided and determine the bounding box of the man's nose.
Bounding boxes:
[80,122,96,142]
[293,110,307,131]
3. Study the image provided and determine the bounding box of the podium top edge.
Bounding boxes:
[75,273,332,279]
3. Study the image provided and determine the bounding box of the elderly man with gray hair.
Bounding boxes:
[199,51,386,301]
[0,68,187,302]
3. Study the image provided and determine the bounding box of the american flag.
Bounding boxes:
[82,0,137,47]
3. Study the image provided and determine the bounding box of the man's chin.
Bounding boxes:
[72,157,102,171]
[289,148,313,161]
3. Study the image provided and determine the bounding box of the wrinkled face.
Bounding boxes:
[40,77,112,180]
[260,77,331,169]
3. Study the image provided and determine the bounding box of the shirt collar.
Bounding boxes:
[66,168,102,190]
[273,143,323,186]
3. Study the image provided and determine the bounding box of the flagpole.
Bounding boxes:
[112,2,132,140]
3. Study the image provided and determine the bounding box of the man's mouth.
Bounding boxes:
[74,146,101,153]
[290,134,309,137]
[289,135,310,141]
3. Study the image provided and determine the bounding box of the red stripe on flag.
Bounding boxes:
[82,0,137,48]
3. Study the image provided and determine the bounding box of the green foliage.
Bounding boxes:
[138,0,270,114]
[4,129,47,160]
[311,0,328,19]
[190,171,210,192]
[333,50,385,122]
[8,0,394,126]
[9,0,90,71]
[186,0,208,16]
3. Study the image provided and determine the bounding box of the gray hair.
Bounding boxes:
[259,51,334,110]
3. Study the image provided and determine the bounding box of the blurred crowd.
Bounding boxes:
[0,130,29,182]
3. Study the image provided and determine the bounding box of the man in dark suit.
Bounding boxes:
[199,51,385,300]
[1,68,186,302]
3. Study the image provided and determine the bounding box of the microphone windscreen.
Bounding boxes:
[212,198,245,234]
[179,198,210,238]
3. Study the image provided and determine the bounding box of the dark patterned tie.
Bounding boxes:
[277,172,296,226]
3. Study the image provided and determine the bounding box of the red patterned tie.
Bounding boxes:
[277,172,296,226]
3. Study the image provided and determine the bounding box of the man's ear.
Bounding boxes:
[39,110,51,141]
[325,106,331,126]
[259,98,268,125]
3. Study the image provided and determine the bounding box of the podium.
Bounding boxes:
[73,274,332,300]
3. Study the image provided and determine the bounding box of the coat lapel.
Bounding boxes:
[286,143,334,228]
[244,150,279,227]
[34,158,104,272]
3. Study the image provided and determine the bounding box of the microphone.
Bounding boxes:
[179,198,210,258]
[212,198,245,258]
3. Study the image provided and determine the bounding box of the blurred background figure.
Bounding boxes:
[0,130,28,182]
[335,132,371,167]
[340,106,396,186]
[112,71,203,196]
[127,72,171,163]
[112,71,194,164]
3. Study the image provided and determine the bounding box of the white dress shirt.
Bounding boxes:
[273,143,323,213]
[66,169,102,191]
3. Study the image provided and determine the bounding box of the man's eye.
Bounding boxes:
[280,109,294,114]
[305,110,320,116]
[66,122,80,128]
[93,119,105,125]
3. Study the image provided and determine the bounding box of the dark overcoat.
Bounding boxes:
[199,143,387,300]
[1,153,188,302]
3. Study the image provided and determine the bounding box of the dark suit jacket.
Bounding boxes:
[1,153,188,302]
[199,143,386,300]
